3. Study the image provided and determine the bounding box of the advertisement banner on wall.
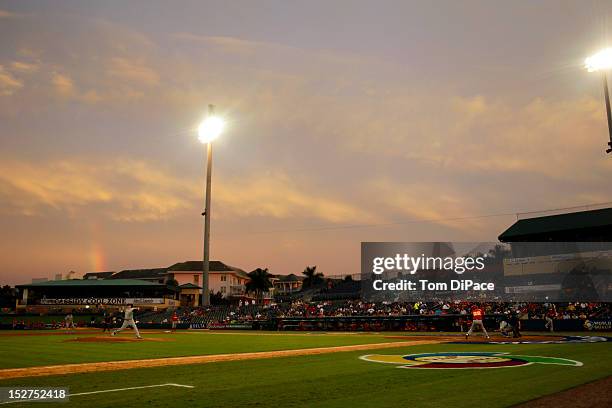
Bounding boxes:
[40,298,165,305]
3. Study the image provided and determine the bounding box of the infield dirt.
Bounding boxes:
[64,336,171,343]
[514,375,611,408]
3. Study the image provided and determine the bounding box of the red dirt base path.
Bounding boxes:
[65,336,170,343]
[513,376,611,408]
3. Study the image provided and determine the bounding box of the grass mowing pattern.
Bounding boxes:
[0,342,609,408]
[0,331,410,369]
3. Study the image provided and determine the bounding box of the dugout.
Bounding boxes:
[15,279,178,312]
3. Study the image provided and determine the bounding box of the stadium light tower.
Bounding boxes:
[198,105,225,306]
[585,48,612,154]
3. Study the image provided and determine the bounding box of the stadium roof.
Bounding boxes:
[168,261,249,278]
[109,268,167,280]
[169,260,233,272]
[498,208,612,242]
[179,283,202,289]
[17,279,164,288]
[83,271,115,279]
[275,274,304,282]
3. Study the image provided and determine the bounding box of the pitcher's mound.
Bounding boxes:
[65,336,169,343]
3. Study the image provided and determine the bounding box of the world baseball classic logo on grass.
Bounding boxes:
[359,352,583,369]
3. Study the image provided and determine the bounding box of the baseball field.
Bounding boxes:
[0,330,610,407]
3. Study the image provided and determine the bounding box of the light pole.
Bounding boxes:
[585,48,612,154]
[198,105,225,306]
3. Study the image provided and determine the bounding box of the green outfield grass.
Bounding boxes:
[0,330,410,369]
[0,338,610,408]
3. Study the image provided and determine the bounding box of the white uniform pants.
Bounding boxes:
[467,319,489,337]
[544,317,554,332]
[113,319,140,337]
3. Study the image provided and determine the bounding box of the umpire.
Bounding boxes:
[509,311,522,338]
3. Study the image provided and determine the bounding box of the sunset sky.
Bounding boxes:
[1,1,612,285]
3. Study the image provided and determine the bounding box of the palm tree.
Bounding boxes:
[246,268,273,303]
[0,285,16,308]
[302,266,324,288]
[487,244,511,263]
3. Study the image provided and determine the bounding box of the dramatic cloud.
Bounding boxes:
[213,172,378,224]
[10,61,38,73]
[1,4,611,283]
[367,179,486,231]
[0,159,376,224]
[0,159,195,221]
[0,66,23,95]
[108,57,160,86]
[51,72,76,97]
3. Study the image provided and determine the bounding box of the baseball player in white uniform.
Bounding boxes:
[64,312,76,332]
[499,318,512,337]
[111,304,142,339]
[544,305,556,332]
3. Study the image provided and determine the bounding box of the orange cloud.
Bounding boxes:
[0,65,23,95]
[366,179,487,233]
[108,57,160,86]
[0,159,193,221]
[213,172,378,224]
[51,72,75,97]
[0,9,16,18]
[10,61,38,73]
[2,15,610,234]
[47,72,103,103]
[329,93,610,182]
[0,159,376,224]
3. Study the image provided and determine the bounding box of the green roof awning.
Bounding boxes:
[17,279,164,288]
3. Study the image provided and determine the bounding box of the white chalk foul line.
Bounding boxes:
[71,383,195,396]
[0,383,194,404]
